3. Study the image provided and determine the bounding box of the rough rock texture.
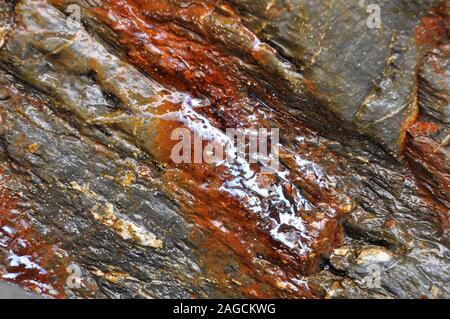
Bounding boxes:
[229,0,442,158]
[0,71,219,298]
[419,45,450,123]
[0,0,449,299]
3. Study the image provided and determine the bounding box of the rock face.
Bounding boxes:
[419,45,450,124]
[229,0,439,158]
[0,0,448,299]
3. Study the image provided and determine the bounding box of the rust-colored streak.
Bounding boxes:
[149,114,320,297]
[416,3,450,50]
[408,3,450,230]
[0,165,68,298]
[84,0,352,298]
[405,122,450,228]
[91,0,250,128]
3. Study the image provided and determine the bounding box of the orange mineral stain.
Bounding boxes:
[416,3,450,51]
[79,0,354,298]
[0,165,68,298]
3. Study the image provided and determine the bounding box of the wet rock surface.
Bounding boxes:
[229,0,442,158]
[0,0,448,299]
